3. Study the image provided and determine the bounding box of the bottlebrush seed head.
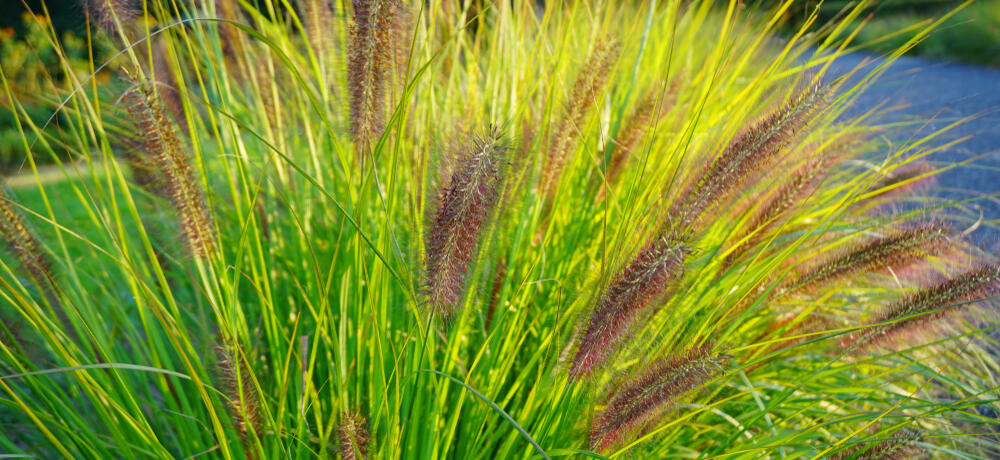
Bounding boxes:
[124,78,216,257]
[82,0,138,34]
[348,0,400,151]
[570,234,690,380]
[542,38,620,197]
[841,264,1000,350]
[424,128,507,319]
[725,158,825,265]
[830,429,924,460]
[666,83,829,235]
[785,224,951,295]
[338,412,370,460]
[0,188,55,291]
[602,83,676,194]
[590,344,727,452]
[216,345,262,449]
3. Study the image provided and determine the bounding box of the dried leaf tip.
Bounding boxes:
[338,412,370,460]
[349,0,407,151]
[424,128,507,319]
[666,83,829,235]
[124,77,216,257]
[542,38,621,197]
[570,234,690,380]
[843,264,1000,350]
[217,344,262,451]
[591,344,727,452]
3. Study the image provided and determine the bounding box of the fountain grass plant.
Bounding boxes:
[1,0,998,458]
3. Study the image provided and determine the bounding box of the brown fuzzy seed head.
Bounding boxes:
[0,190,54,290]
[83,0,138,34]
[830,429,925,460]
[590,344,727,452]
[600,83,677,198]
[424,129,507,318]
[124,79,216,257]
[542,39,620,197]
[842,264,1000,350]
[570,235,690,379]
[348,0,402,150]
[338,412,370,460]
[725,158,826,264]
[217,345,262,448]
[666,83,828,235]
[786,224,950,295]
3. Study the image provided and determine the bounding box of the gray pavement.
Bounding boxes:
[825,52,1000,245]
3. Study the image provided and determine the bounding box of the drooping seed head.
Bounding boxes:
[570,234,690,379]
[842,264,1000,350]
[338,412,370,460]
[785,224,951,295]
[0,188,55,291]
[830,429,924,460]
[591,344,727,452]
[724,157,826,265]
[82,0,138,35]
[424,128,507,319]
[666,83,829,236]
[123,77,216,257]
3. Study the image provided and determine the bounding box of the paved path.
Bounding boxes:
[826,52,1000,245]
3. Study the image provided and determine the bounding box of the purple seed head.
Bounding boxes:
[786,224,951,295]
[338,411,371,460]
[349,0,404,151]
[570,234,690,380]
[842,264,1000,350]
[425,128,507,319]
[590,344,727,452]
[666,83,829,235]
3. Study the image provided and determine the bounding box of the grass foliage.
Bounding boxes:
[1,0,999,458]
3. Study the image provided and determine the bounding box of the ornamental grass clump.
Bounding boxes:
[3,0,1000,458]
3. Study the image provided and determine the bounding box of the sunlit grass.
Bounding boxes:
[0,0,998,458]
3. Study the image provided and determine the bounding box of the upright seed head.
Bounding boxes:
[570,234,690,379]
[124,77,216,257]
[666,83,829,235]
[338,412,370,460]
[542,39,620,198]
[591,344,727,452]
[216,344,262,451]
[349,0,401,151]
[602,81,678,193]
[842,264,1000,350]
[785,224,951,295]
[303,0,334,68]
[424,128,507,319]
